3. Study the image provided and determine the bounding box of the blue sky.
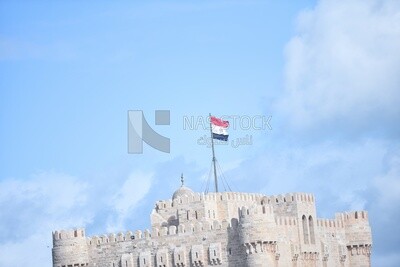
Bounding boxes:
[1,0,399,266]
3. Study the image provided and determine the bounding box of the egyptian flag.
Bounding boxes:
[211,116,229,141]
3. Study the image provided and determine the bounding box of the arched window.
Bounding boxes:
[302,215,309,244]
[187,210,190,220]
[309,215,315,244]
[355,211,358,219]
[195,211,198,219]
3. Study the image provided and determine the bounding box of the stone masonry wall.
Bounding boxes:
[52,191,372,267]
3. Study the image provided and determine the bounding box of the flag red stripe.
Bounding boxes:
[211,116,229,128]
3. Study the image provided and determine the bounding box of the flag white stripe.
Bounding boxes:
[212,124,228,136]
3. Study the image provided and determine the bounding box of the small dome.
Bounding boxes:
[172,185,194,200]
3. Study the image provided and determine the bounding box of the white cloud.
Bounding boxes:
[373,153,400,208]
[278,0,400,135]
[0,172,92,267]
[227,138,399,266]
[0,233,53,267]
[228,139,386,206]
[106,171,153,232]
[270,2,400,265]
[0,169,155,266]
[368,151,400,266]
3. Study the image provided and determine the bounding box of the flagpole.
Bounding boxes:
[209,113,218,193]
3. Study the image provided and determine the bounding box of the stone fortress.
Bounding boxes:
[52,176,372,267]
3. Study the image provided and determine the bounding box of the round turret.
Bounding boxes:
[238,205,277,267]
[52,229,89,267]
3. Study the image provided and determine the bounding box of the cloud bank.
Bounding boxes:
[0,170,153,267]
[278,0,400,138]
[273,0,400,265]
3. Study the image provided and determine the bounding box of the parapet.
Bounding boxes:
[338,211,369,224]
[268,193,315,204]
[53,228,85,242]
[316,211,369,230]
[317,218,344,228]
[216,192,264,202]
[155,191,266,212]
[275,216,298,227]
[85,218,233,247]
[238,204,274,219]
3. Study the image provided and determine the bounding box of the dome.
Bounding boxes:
[172,185,194,200]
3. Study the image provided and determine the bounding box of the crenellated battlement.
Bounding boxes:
[151,219,229,235]
[275,216,297,226]
[267,192,315,204]
[239,205,256,217]
[87,229,153,245]
[238,204,274,218]
[85,218,234,247]
[317,218,344,228]
[203,192,264,202]
[52,228,85,241]
[316,211,369,230]
[338,211,369,223]
[155,191,266,211]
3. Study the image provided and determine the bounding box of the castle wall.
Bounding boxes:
[53,191,372,267]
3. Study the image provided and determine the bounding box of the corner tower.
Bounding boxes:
[52,229,89,267]
[238,201,278,267]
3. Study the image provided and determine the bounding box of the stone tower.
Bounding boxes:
[52,229,89,266]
